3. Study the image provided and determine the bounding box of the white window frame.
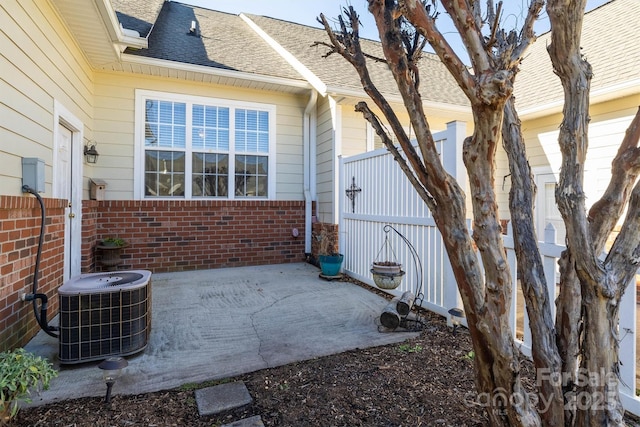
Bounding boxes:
[134,89,276,200]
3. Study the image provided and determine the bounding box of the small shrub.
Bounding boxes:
[101,237,127,247]
[398,344,423,353]
[0,348,57,423]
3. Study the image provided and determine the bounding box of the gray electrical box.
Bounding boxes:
[90,178,107,200]
[22,158,45,193]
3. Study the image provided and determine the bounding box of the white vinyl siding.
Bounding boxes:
[92,74,304,201]
[0,0,94,196]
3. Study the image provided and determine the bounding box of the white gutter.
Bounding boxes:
[96,0,147,51]
[240,14,328,96]
[122,54,312,89]
[330,96,342,225]
[303,90,318,253]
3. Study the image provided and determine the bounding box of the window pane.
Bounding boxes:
[145,100,158,122]
[193,105,204,127]
[145,123,158,146]
[258,132,269,152]
[173,125,185,148]
[219,130,229,150]
[144,150,185,197]
[235,109,269,153]
[174,103,186,125]
[258,111,268,132]
[192,153,228,197]
[159,102,173,124]
[235,155,267,197]
[236,130,247,152]
[247,131,257,152]
[147,99,187,148]
[205,107,217,127]
[158,125,173,147]
[192,105,230,151]
[246,110,257,130]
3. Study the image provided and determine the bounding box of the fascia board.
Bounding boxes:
[122,54,312,89]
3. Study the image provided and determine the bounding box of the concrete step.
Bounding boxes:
[221,415,265,427]
[195,381,253,416]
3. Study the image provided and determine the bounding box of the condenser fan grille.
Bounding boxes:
[58,270,152,364]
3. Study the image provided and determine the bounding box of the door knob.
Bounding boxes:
[68,213,76,218]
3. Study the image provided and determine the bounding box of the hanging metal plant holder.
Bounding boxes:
[371,228,405,289]
[373,225,426,332]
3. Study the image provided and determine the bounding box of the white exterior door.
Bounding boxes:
[54,103,83,281]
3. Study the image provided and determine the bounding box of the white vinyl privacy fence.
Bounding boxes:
[338,122,639,416]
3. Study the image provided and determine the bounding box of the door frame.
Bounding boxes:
[532,166,565,245]
[53,100,83,281]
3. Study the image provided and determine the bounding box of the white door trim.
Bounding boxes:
[53,100,84,280]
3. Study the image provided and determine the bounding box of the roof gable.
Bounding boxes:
[123,2,305,82]
[244,14,469,107]
[514,0,640,114]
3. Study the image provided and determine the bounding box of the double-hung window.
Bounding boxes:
[135,90,275,199]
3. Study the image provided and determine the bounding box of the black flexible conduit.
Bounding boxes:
[22,185,59,338]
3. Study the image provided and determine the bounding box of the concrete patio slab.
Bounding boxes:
[24,263,418,406]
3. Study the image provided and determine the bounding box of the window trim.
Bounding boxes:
[134,89,276,200]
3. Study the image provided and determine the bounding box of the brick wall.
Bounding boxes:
[84,200,306,273]
[0,195,66,351]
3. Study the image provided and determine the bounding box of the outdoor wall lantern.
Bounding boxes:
[84,142,100,164]
[98,357,128,403]
[448,307,465,336]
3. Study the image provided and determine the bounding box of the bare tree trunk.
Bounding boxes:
[554,250,581,426]
[546,1,632,425]
[502,98,565,426]
[463,107,540,426]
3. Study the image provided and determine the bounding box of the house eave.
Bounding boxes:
[326,86,472,117]
[121,54,312,92]
[95,0,148,50]
[518,78,640,121]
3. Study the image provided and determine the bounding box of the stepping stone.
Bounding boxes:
[195,381,253,416]
[221,415,265,427]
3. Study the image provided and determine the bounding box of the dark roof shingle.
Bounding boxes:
[124,2,305,81]
[111,0,165,37]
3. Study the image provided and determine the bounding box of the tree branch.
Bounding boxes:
[355,102,437,211]
[588,107,640,252]
[439,0,491,72]
[317,8,436,199]
[605,179,640,293]
[398,0,477,101]
[510,0,545,66]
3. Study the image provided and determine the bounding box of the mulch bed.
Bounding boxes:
[13,276,640,426]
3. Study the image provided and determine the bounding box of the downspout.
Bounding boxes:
[304,89,318,255]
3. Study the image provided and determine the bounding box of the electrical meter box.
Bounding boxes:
[90,178,107,200]
[22,158,45,193]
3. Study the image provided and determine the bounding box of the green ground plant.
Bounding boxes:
[0,348,57,424]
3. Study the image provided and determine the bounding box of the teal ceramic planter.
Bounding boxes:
[319,254,344,277]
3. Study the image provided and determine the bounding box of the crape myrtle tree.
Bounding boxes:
[317,0,640,426]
